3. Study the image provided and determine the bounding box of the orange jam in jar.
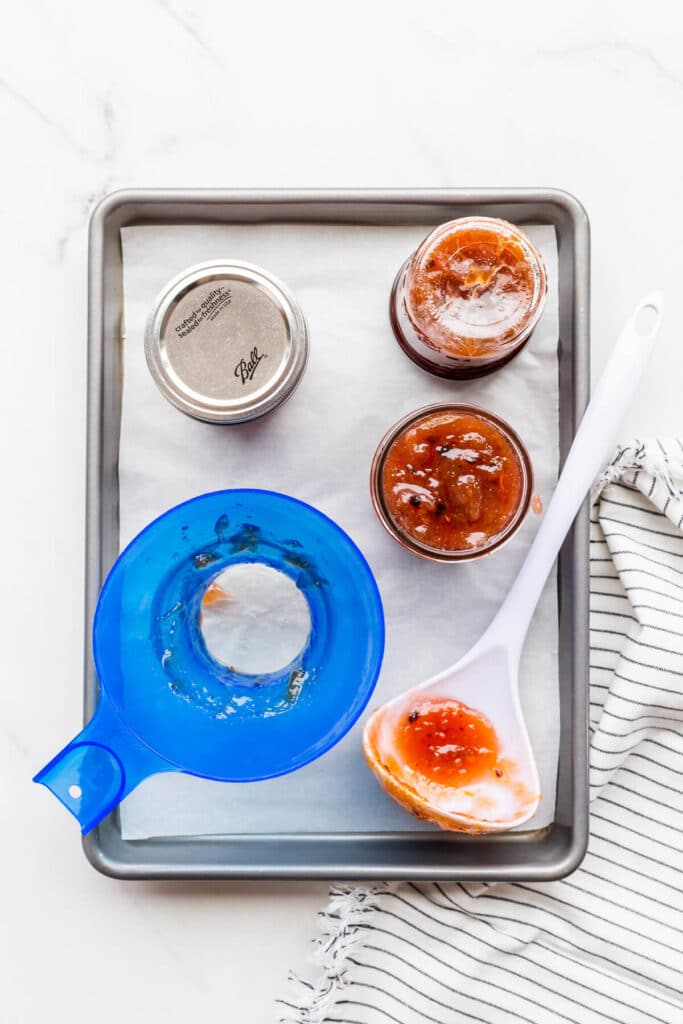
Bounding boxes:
[370,404,532,562]
[390,217,547,379]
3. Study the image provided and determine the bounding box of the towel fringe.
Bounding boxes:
[592,441,683,501]
[278,884,392,1023]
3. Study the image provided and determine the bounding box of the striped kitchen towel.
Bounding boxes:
[281,440,683,1024]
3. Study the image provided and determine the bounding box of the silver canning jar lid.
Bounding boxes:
[144,260,309,424]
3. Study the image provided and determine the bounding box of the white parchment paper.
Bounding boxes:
[118,222,559,839]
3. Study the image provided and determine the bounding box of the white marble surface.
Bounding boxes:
[4,1,683,1020]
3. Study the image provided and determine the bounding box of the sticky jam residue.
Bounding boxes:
[381,408,525,553]
[406,219,544,358]
[395,696,502,786]
[201,581,233,607]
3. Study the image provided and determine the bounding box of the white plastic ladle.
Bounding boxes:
[363,293,664,832]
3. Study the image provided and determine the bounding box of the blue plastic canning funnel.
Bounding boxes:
[34,490,385,833]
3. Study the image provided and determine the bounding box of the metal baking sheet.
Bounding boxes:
[83,188,590,880]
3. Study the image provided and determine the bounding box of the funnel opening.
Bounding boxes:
[198,561,313,678]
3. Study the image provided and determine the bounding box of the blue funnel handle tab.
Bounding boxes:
[33,697,171,834]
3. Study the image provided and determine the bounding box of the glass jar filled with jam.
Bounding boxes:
[370,404,532,562]
[390,217,547,379]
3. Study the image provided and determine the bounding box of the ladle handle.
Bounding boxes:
[33,698,171,834]
[490,292,663,652]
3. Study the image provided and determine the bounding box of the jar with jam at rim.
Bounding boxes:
[370,403,533,563]
[390,217,547,379]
